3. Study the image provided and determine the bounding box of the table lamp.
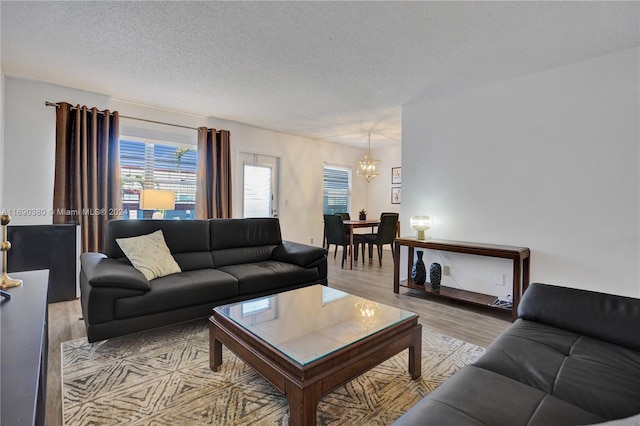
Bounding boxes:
[410,215,432,240]
[139,189,175,219]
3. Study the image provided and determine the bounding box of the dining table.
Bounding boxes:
[342,219,381,269]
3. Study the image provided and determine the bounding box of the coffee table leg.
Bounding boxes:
[409,325,422,380]
[209,322,223,372]
[286,380,322,426]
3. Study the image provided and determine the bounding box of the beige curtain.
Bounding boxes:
[196,127,232,219]
[52,102,122,253]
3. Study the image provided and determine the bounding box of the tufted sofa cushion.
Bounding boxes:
[105,219,213,271]
[210,218,283,267]
[474,320,640,420]
[518,283,640,352]
[392,283,640,425]
[393,365,605,426]
[114,269,239,320]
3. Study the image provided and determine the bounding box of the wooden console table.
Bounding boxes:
[393,238,530,321]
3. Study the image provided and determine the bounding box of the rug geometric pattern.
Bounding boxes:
[62,319,484,425]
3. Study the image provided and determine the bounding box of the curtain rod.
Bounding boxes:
[45,101,200,131]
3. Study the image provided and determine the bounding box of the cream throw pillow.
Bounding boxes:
[116,230,181,281]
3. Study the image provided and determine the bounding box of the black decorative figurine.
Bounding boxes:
[411,251,427,285]
[430,263,442,290]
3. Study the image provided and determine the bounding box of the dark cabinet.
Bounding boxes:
[8,224,78,302]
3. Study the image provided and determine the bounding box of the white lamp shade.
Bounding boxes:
[410,215,432,240]
[139,189,175,211]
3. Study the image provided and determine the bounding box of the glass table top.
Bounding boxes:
[214,285,416,365]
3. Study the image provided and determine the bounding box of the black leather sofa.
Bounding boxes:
[80,218,327,343]
[393,283,640,426]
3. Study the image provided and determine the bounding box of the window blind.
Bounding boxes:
[120,139,197,219]
[323,165,351,215]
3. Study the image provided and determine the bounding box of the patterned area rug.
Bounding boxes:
[62,320,484,425]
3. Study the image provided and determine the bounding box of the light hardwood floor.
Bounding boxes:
[45,248,510,426]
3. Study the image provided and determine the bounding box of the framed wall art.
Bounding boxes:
[391,187,401,204]
[391,167,401,184]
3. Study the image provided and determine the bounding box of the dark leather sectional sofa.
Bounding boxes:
[80,218,327,343]
[393,283,640,426]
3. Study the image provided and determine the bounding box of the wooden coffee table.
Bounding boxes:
[209,285,422,425]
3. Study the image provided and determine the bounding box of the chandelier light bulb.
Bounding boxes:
[357,133,381,183]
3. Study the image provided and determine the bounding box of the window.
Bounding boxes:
[240,295,278,324]
[323,165,351,215]
[242,297,272,316]
[321,286,348,305]
[120,139,197,219]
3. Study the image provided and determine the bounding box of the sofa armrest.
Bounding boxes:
[80,252,150,291]
[518,283,640,351]
[272,241,328,267]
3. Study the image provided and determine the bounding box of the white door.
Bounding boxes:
[240,153,279,218]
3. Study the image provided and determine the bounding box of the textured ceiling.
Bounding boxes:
[1,1,638,149]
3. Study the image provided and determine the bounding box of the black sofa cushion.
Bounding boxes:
[392,283,640,425]
[210,218,283,267]
[212,245,278,268]
[105,220,214,271]
[472,320,580,393]
[474,320,640,420]
[219,261,320,295]
[518,283,640,351]
[114,269,238,320]
[210,218,282,250]
[553,335,640,420]
[272,240,328,267]
[394,366,605,426]
[80,253,150,291]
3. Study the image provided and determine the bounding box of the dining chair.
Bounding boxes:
[321,213,350,250]
[335,212,352,239]
[324,214,363,268]
[359,213,399,266]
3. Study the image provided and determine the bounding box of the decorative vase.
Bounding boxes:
[411,251,427,285]
[430,263,442,290]
[359,214,366,220]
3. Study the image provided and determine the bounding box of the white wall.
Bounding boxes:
[203,115,370,244]
[1,77,370,246]
[368,145,402,219]
[3,78,110,225]
[0,72,5,210]
[402,47,640,298]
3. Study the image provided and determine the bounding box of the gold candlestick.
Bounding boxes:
[1,214,23,289]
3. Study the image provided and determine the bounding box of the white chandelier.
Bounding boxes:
[357,133,381,183]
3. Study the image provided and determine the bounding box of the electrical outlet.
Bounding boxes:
[443,265,450,276]
[492,273,505,286]
[310,238,314,245]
